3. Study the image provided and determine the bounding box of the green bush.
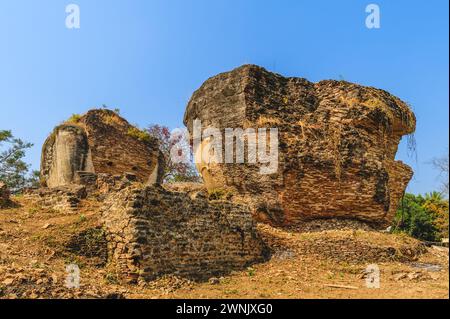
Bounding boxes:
[393,192,448,242]
[67,114,81,123]
[0,130,34,191]
[127,127,152,143]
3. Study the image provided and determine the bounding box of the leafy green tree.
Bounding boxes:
[0,130,35,191]
[393,193,438,241]
[27,170,41,189]
[423,192,449,240]
[393,192,449,242]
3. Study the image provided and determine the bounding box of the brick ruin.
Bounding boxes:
[31,108,268,282]
[184,64,416,227]
[17,65,417,282]
[102,185,268,282]
[40,109,164,188]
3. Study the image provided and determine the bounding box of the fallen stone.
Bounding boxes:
[2,278,14,286]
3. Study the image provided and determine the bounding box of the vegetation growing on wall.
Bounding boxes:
[127,127,152,143]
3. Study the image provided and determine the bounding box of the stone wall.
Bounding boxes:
[24,172,141,212]
[101,184,269,283]
[24,185,87,212]
[41,109,164,188]
[184,64,416,227]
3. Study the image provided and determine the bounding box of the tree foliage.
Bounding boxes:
[393,192,449,242]
[0,130,36,191]
[147,124,201,183]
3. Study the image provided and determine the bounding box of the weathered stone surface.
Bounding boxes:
[184,64,416,227]
[0,181,11,208]
[24,185,87,212]
[101,185,269,283]
[162,182,208,200]
[41,109,164,188]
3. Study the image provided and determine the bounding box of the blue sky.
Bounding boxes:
[0,0,448,194]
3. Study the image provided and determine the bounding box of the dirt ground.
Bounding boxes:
[0,195,448,299]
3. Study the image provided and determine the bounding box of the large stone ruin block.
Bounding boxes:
[101,185,269,282]
[40,109,164,188]
[184,65,416,227]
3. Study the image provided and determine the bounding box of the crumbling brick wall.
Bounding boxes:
[23,185,87,212]
[101,184,269,283]
[40,109,164,188]
[184,64,416,227]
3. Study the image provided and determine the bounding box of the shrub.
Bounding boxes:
[393,192,448,242]
[127,127,152,143]
[67,114,81,124]
[0,130,34,192]
[208,188,233,201]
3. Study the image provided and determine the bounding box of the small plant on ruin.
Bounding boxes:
[28,205,41,216]
[67,113,81,124]
[78,214,87,223]
[127,127,152,143]
[208,188,226,200]
[104,272,119,285]
[208,188,233,200]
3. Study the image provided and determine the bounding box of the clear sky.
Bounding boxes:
[0,0,448,195]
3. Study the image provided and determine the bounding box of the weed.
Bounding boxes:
[127,127,152,143]
[67,114,81,124]
[104,272,119,285]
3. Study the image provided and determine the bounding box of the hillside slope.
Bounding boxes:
[0,195,448,299]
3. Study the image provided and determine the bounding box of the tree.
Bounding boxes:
[393,192,449,242]
[0,130,35,191]
[393,193,437,241]
[432,153,449,196]
[423,192,449,240]
[27,170,41,189]
[147,124,201,183]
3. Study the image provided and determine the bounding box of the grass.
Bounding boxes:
[78,214,87,223]
[104,272,120,285]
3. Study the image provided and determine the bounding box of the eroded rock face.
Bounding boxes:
[41,109,164,188]
[184,65,416,227]
[0,181,10,208]
[101,185,269,282]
